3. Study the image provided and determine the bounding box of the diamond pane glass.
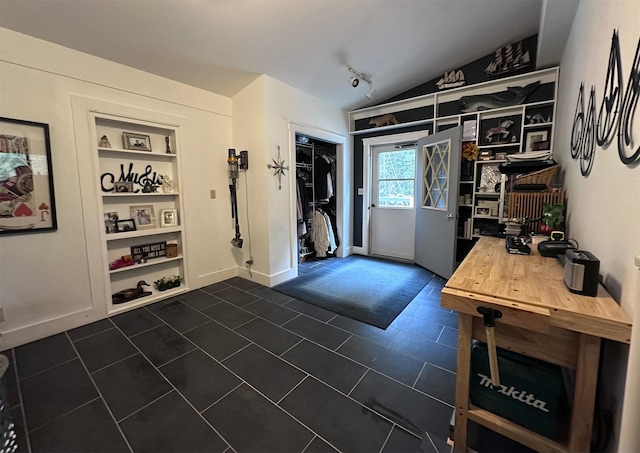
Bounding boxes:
[421,140,450,210]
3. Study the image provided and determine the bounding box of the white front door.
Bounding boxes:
[370,144,417,260]
[414,127,461,278]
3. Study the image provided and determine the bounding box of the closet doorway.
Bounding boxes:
[288,123,348,278]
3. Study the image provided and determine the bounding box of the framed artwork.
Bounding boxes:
[114,181,134,193]
[130,205,156,230]
[525,130,549,152]
[0,117,57,234]
[160,208,178,227]
[479,164,502,193]
[116,219,136,232]
[104,211,119,234]
[475,207,491,216]
[122,132,152,151]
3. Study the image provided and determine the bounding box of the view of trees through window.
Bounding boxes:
[377,149,416,207]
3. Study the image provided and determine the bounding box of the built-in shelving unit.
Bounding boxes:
[350,68,558,264]
[349,67,558,136]
[92,113,188,314]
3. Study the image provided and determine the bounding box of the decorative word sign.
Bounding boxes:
[131,241,166,261]
[571,29,639,176]
[101,163,164,192]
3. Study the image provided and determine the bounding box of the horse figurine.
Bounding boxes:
[112,280,151,304]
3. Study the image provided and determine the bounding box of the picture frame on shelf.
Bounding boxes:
[475,207,491,216]
[495,152,508,161]
[104,211,119,234]
[480,116,520,146]
[114,181,134,193]
[115,219,136,232]
[532,140,551,151]
[479,164,502,193]
[160,208,178,227]
[524,130,549,152]
[0,117,57,234]
[130,205,156,230]
[122,132,152,151]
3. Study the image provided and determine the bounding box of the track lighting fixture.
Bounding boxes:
[365,88,375,100]
[347,65,374,100]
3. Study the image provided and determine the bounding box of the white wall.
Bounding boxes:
[0,28,236,348]
[553,2,640,450]
[232,75,350,285]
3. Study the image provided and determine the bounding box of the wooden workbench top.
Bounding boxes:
[443,237,633,343]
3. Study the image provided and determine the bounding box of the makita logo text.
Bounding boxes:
[477,373,549,413]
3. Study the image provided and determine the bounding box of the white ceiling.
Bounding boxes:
[0,0,578,111]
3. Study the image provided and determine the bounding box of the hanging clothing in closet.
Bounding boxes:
[312,208,337,258]
[314,154,334,203]
[296,175,310,237]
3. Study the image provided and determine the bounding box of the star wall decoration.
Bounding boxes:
[267,146,289,190]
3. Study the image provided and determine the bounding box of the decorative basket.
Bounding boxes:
[514,165,559,189]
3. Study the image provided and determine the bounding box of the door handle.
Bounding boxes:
[371,203,376,207]
[446,213,455,220]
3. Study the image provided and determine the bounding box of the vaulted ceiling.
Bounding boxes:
[0,0,578,110]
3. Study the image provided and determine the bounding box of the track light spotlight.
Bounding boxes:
[347,65,374,100]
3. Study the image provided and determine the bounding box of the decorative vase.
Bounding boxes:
[461,160,474,181]
[539,224,553,235]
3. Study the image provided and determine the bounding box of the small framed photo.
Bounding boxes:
[524,130,549,152]
[475,207,491,216]
[130,205,156,230]
[104,211,119,234]
[495,152,508,161]
[122,132,152,151]
[115,219,136,232]
[160,209,178,227]
[114,181,134,193]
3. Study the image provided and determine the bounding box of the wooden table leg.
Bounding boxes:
[568,333,601,452]
[454,313,473,452]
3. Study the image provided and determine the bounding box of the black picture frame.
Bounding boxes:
[116,219,137,232]
[0,117,57,234]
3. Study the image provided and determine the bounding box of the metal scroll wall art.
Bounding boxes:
[571,29,640,176]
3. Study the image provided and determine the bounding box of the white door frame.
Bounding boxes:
[355,130,429,256]
[287,123,349,278]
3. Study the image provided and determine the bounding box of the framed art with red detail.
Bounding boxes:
[0,117,57,234]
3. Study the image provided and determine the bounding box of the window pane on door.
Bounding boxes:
[377,149,415,208]
[421,140,450,210]
[378,180,414,207]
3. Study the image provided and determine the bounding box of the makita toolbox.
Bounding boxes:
[470,342,569,440]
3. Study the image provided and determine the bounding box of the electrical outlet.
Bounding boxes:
[210,189,216,199]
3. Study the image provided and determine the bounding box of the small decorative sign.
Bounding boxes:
[131,241,166,261]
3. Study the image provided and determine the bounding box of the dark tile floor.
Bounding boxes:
[2,258,460,453]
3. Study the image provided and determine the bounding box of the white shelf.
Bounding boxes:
[475,215,499,220]
[106,225,182,241]
[523,122,553,129]
[102,192,179,197]
[98,146,177,158]
[478,143,519,149]
[475,192,500,196]
[108,285,188,315]
[109,255,183,274]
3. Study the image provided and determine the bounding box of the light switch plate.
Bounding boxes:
[210,190,216,199]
